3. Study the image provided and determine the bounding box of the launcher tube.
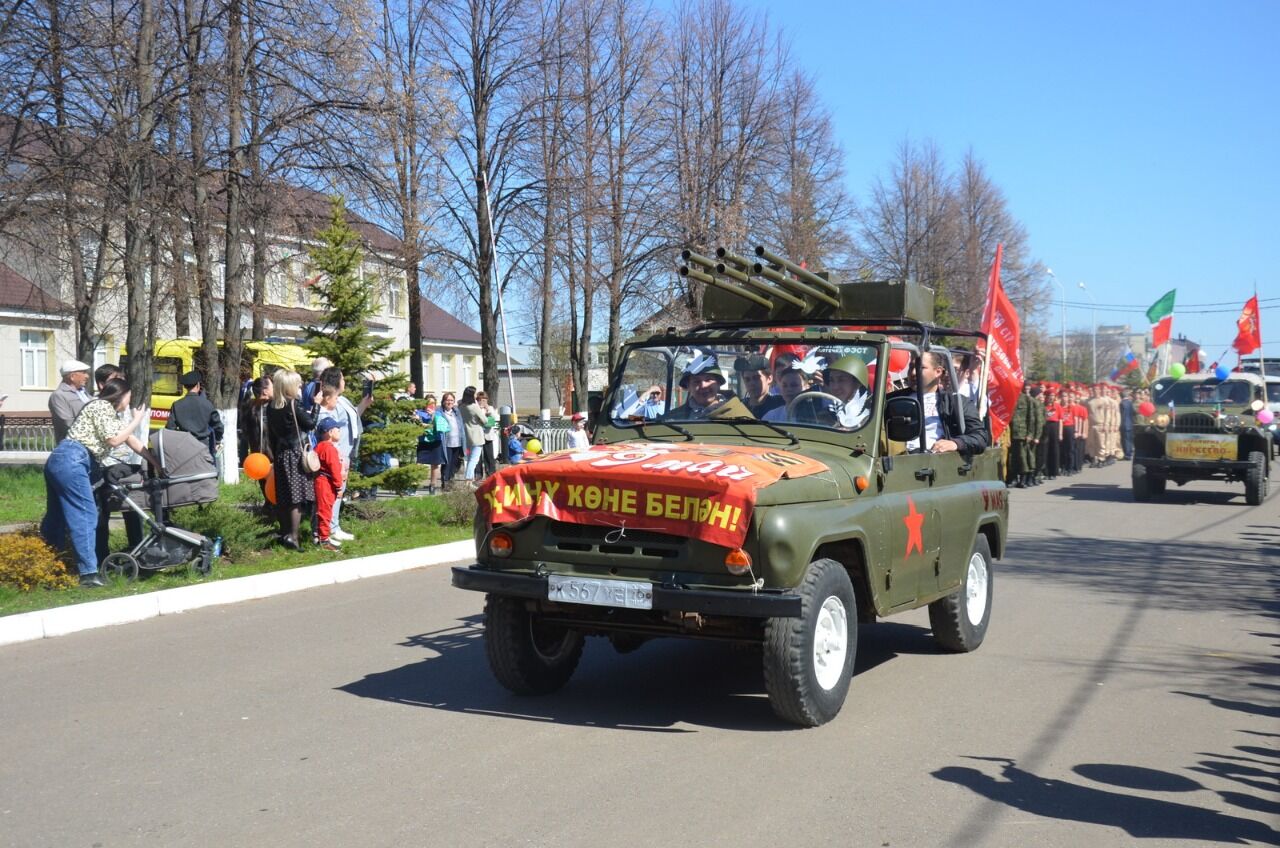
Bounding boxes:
[754,245,840,296]
[715,262,805,308]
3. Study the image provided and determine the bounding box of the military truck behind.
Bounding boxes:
[1133,372,1272,504]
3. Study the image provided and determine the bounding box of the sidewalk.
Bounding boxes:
[0,538,475,647]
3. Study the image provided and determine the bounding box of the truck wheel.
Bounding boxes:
[608,633,648,654]
[929,534,993,653]
[1245,451,1268,506]
[483,595,584,695]
[763,558,856,727]
[1132,463,1153,501]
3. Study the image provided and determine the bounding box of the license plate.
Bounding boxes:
[1167,434,1238,461]
[547,574,653,610]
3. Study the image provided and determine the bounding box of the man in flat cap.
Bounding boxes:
[49,359,92,443]
[166,370,224,461]
[735,353,783,418]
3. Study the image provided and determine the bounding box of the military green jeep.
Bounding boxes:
[453,247,1008,726]
[1132,372,1272,504]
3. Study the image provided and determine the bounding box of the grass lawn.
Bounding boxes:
[0,467,475,618]
[0,466,47,525]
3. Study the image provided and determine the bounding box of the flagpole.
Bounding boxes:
[1256,283,1266,378]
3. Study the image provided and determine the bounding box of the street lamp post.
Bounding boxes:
[1046,268,1066,378]
[1078,281,1097,381]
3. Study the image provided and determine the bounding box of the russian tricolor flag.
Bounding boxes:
[1110,348,1139,380]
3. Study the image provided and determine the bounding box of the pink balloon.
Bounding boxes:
[1258,409,1276,425]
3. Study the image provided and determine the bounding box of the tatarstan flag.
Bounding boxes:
[1147,290,1176,347]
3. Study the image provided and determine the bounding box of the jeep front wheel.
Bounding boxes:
[484,595,584,695]
[1132,463,1155,501]
[763,558,856,727]
[1245,450,1268,506]
[929,534,994,653]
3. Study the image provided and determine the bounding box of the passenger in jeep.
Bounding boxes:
[895,351,989,454]
[666,353,731,420]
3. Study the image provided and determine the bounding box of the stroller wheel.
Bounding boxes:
[101,553,140,582]
[194,549,214,576]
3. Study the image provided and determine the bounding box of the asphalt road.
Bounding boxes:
[2,462,1277,848]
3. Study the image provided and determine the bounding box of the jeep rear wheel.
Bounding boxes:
[763,558,856,727]
[1245,450,1268,506]
[929,534,994,653]
[484,595,584,695]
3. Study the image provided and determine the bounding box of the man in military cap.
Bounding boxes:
[166,370,224,461]
[667,352,733,420]
[734,353,783,418]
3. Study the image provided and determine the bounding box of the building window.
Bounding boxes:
[386,279,402,317]
[460,356,472,389]
[20,330,50,388]
[442,354,454,390]
[92,338,110,372]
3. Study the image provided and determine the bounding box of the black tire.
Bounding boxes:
[1132,463,1153,502]
[763,558,857,727]
[607,633,648,654]
[929,534,994,653]
[1245,450,1268,506]
[100,552,139,582]
[483,594,584,695]
[1149,473,1167,495]
[194,549,213,576]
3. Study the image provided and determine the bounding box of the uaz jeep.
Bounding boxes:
[1133,372,1272,504]
[453,247,1009,726]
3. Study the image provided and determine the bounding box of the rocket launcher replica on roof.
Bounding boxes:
[679,244,935,324]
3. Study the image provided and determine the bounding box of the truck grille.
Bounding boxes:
[545,521,684,560]
[1171,413,1218,434]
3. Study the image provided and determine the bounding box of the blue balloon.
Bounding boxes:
[1213,366,1230,381]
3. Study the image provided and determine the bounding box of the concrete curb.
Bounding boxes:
[0,539,475,647]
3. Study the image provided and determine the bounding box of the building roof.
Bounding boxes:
[420,299,481,343]
[0,261,71,314]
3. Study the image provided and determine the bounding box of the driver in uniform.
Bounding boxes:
[763,359,813,422]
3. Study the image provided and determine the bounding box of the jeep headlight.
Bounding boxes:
[1223,414,1242,433]
[1154,414,1170,428]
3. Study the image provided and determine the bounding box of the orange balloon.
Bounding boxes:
[243,452,272,481]
[264,469,277,504]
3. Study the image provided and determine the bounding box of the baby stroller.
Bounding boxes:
[98,429,221,581]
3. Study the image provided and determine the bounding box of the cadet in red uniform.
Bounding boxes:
[313,417,345,551]
[1042,385,1063,480]
[1071,390,1089,474]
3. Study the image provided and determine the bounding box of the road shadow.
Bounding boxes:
[934,756,1280,844]
[1003,532,1280,618]
[1046,482,1250,506]
[337,615,934,732]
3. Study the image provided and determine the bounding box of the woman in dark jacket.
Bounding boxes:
[266,369,315,549]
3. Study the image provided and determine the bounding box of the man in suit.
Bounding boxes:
[896,350,988,455]
[166,370,224,461]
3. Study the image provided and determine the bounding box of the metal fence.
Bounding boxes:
[528,425,569,454]
[0,416,56,452]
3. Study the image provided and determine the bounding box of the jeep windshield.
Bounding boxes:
[1152,378,1257,407]
[609,342,879,433]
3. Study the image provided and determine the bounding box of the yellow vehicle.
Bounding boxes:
[121,339,314,427]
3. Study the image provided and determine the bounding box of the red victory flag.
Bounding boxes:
[1232,295,1262,355]
[976,244,1023,441]
[1183,347,1201,373]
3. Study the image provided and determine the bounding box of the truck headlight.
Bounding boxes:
[1154,414,1170,428]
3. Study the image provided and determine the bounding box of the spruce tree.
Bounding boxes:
[302,196,396,376]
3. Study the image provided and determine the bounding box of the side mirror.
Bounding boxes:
[885,395,922,443]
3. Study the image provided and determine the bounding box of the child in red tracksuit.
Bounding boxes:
[313,417,344,551]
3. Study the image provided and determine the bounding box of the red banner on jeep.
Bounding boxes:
[475,443,829,549]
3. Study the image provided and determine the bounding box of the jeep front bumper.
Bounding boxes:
[1135,457,1254,473]
[452,565,802,618]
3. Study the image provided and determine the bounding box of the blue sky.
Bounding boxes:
[742,0,1279,363]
